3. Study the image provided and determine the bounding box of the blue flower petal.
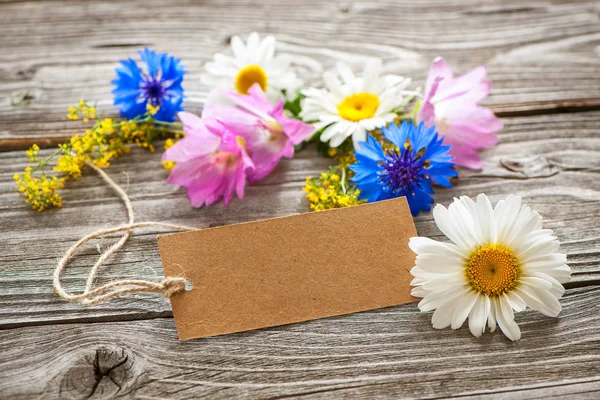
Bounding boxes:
[350,120,456,216]
[112,49,186,121]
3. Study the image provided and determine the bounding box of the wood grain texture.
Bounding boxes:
[1,0,600,148]
[0,286,598,399]
[1,0,599,398]
[1,110,598,329]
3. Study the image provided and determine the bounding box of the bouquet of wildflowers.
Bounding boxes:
[19,34,575,344]
[15,33,502,215]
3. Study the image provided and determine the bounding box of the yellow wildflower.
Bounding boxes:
[162,138,177,171]
[303,166,364,211]
[146,103,160,116]
[98,118,115,135]
[14,168,65,211]
[67,106,78,120]
[26,144,39,162]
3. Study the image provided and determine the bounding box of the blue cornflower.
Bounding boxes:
[349,121,457,216]
[112,48,185,122]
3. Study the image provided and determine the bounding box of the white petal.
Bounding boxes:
[488,298,497,332]
[448,197,482,248]
[519,229,556,249]
[432,204,470,249]
[519,282,562,317]
[506,290,527,312]
[468,294,489,337]
[415,253,463,274]
[323,71,346,99]
[246,32,261,63]
[520,276,553,291]
[525,253,568,270]
[257,35,276,65]
[458,196,479,223]
[495,195,522,244]
[477,194,496,243]
[336,61,356,86]
[421,274,466,292]
[411,286,429,298]
[320,122,343,142]
[409,237,468,258]
[410,266,451,283]
[230,35,248,65]
[526,271,566,298]
[514,287,560,317]
[418,285,465,312]
[518,236,560,261]
[541,265,572,284]
[496,295,521,341]
[431,289,469,329]
[350,126,367,147]
[362,58,382,92]
[451,291,479,329]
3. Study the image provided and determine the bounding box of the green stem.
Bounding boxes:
[31,148,63,174]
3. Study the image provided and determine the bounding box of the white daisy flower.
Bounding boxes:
[201,32,302,103]
[300,58,412,148]
[410,194,571,341]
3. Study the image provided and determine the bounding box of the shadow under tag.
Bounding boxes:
[158,197,419,340]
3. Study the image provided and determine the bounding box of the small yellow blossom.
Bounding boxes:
[14,167,65,211]
[162,138,177,171]
[67,100,97,122]
[17,100,184,211]
[146,103,160,116]
[98,118,115,135]
[303,166,364,211]
[67,106,78,120]
[26,144,40,162]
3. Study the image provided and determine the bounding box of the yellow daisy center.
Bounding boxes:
[235,65,268,94]
[337,93,380,122]
[465,245,521,297]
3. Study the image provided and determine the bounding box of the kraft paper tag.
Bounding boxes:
[158,197,418,340]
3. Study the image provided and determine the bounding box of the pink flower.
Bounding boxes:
[163,112,254,207]
[417,57,502,170]
[203,84,314,181]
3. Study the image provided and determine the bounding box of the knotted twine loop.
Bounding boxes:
[53,161,197,306]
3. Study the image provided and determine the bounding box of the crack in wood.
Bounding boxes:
[87,348,128,398]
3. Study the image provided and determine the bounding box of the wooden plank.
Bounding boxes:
[0,111,599,328]
[1,0,600,148]
[0,286,597,399]
[1,1,599,397]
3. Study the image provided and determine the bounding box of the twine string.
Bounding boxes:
[53,161,197,306]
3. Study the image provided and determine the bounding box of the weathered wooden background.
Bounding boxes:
[1,0,599,398]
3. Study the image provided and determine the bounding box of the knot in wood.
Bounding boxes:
[59,346,142,399]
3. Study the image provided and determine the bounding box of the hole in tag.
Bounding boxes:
[185,280,194,291]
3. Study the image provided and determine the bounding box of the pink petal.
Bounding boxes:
[247,83,273,109]
[204,104,259,140]
[446,143,484,170]
[434,66,489,104]
[282,117,315,145]
[177,112,206,137]
[417,76,443,126]
[223,84,272,121]
[187,170,226,207]
[445,106,503,135]
[270,100,285,119]
[167,156,215,187]
[424,57,453,101]
[162,133,220,163]
[234,161,247,200]
[247,137,287,181]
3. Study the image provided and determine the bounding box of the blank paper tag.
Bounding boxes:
[158,197,418,340]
